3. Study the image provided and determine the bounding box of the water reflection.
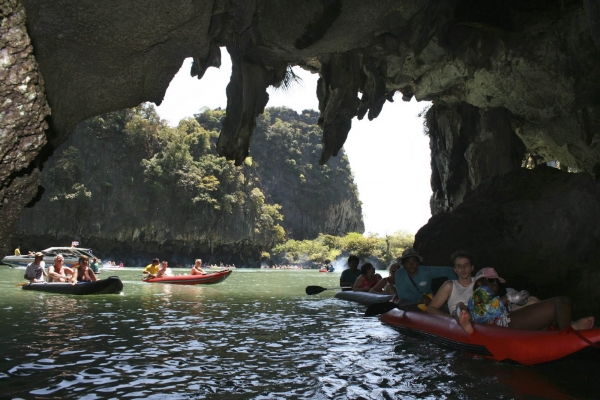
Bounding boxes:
[0,268,597,399]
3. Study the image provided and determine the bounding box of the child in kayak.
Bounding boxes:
[455,268,594,334]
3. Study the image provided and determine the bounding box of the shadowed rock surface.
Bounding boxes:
[1,0,600,305]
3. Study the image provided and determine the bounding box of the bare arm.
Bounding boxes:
[427,281,453,315]
[369,277,388,293]
[352,276,366,292]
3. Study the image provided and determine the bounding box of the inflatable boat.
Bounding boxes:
[334,290,394,305]
[380,308,600,365]
[143,269,232,285]
[22,276,123,295]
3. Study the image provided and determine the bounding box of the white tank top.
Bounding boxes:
[447,279,474,315]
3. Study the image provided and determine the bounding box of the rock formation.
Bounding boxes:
[1,0,600,306]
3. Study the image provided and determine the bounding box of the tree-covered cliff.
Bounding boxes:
[14,106,363,265]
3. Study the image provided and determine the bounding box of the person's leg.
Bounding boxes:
[508,296,572,330]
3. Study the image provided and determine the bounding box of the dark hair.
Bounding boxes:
[450,250,473,267]
[152,258,160,263]
[78,255,89,262]
[360,263,374,275]
[348,255,359,265]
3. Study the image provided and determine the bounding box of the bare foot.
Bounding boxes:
[457,309,474,334]
[571,316,595,330]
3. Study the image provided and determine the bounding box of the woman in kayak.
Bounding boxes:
[48,254,76,283]
[190,259,205,275]
[76,255,98,282]
[353,263,382,292]
[369,262,399,295]
[455,268,594,333]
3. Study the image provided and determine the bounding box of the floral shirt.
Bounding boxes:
[468,286,509,327]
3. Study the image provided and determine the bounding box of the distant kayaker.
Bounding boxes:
[353,263,382,292]
[48,254,76,283]
[427,250,474,316]
[143,258,160,279]
[340,255,361,288]
[369,262,400,295]
[90,257,101,274]
[455,268,595,333]
[156,261,174,278]
[14,246,20,256]
[76,256,98,282]
[395,248,457,307]
[24,252,47,283]
[190,259,205,275]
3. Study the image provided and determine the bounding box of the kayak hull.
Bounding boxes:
[22,277,123,295]
[143,269,232,285]
[380,308,600,365]
[334,290,394,306]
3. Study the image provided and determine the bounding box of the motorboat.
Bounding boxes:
[1,247,99,269]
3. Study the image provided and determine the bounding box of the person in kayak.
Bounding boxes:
[48,254,76,283]
[156,261,174,278]
[90,257,101,274]
[340,255,361,288]
[190,259,205,275]
[76,256,98,282]
[427,250,475,316]
[455,268,595,334]
[352,263,382,292]
[395,248,457,307]
[24,252,47,283]
[143,258,160,279]
[369,262,400,295]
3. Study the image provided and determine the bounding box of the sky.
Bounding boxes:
[155,54,432,236]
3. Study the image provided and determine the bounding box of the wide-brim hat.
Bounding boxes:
[474,267,506,283]
[400,248,423,263]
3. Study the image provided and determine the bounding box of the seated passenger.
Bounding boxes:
[90,257,101,274]
[24,252,47,283]
[353,263,382,292]
[48,254,76,283]
[455,268,595,334]
[190,259,205,275]
[340,255,361,288]
[395,248,457,307]
[76,256,98,282]
[143,258,160,279]
[427,250,475,316]
[156,261,174,278]
[369,262,400,295]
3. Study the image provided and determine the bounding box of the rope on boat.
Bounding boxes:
[564,326,600,349]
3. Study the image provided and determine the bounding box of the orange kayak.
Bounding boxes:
[380,308,600,365]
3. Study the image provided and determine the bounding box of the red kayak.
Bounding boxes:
[143,269,232,285]
[380,308,600,365]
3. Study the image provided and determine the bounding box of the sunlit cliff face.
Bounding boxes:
[2,0,600,297]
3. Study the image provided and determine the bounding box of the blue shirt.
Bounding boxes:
[395,266,457,302]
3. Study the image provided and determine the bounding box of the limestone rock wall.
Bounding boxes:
[0,0,50,256]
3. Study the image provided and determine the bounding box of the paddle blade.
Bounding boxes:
[305,286,327,295]
[15,282,29,287]
[364,302,398,317]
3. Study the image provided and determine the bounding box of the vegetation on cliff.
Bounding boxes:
[269,230,414,268]
[16,105,363,264]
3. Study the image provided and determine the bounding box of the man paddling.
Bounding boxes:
[143,258,160,279]
[394,248,457,307]
[340,255,361,287]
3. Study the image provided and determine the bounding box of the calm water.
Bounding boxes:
[0,267,597,399]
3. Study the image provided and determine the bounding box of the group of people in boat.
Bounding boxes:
[142,258,208,279]
[24,253,99,284]
[340,249,595,332]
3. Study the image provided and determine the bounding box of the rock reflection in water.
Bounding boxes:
[0,269,597,399]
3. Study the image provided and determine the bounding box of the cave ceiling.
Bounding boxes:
[1,0,600,257]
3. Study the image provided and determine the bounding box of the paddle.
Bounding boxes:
[15,282,30,287]
[364,300,422,317]
[305,285,352,295]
